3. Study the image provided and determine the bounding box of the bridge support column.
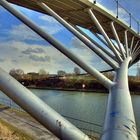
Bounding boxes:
[101,57,138,140]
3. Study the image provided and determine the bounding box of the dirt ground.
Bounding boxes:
[0,105,59,140]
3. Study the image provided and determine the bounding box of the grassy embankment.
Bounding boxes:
[0,118,36,140]
[0,104,37,140]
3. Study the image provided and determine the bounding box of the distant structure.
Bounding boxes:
[137,60,140,76]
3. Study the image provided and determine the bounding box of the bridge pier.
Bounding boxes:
[101,57,138,140]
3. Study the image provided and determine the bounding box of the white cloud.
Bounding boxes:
[0,38,106,74]
[29,55,50,62]
[39,15,64,35]
[39,15,58,23]
[9,18,64,42]
[9,24,42,41]
[0,33,110,74]
[0,40,76,73]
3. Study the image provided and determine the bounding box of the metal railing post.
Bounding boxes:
[129,13,132,28]
[116,0,119,18]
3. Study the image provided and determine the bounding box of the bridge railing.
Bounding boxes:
[92,0,140,34]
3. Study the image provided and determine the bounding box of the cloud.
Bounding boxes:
[0,39,76,73]
[71,37,87,49]
[29,55,50,62]
[39,15,58,23]
[0,35,110,74]
[70,37,111,71]
[39,15,64,35]
[9,24,42,41]
[9,17,64,42]
[22,48,45,55]
[0,58,5,62]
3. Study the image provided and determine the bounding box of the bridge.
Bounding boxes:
[0,0,140,140]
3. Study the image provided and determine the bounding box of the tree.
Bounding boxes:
[57,70,66,76]
[9,68,24,76]
[74,67,81,75]
[137,68,140,76]
[39,69,47,75]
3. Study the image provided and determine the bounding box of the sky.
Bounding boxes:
[0,0,140,75]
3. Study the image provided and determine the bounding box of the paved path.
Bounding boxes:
[0,106,59,140]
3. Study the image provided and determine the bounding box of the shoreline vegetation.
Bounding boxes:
[10,70,140,95]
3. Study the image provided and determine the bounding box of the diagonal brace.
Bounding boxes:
[37,2,119,70]
[110,21,126,59]
[88,9,123,63]
[0,0,114,89]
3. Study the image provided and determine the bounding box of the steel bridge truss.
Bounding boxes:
[0,0,140,140]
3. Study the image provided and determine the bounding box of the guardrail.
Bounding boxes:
[92,0,140,34]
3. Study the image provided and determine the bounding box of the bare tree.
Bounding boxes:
[39,69,48,75]
[74,67,81,75]
[9,68,24,76]
[57,70,66,76]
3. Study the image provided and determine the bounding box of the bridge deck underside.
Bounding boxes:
[7,0,140,62]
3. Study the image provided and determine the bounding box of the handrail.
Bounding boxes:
[93,0,140,34]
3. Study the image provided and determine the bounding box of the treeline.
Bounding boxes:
[9,69,140,93]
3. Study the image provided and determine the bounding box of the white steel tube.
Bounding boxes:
[101,57,138,140]
[124,30,129,57]
[91,29,121,54]
[133,45,140,56]
[74,25,118,65]
[132,40,140,55]
[110,21,126,59]
[0,0,113,89]
[132,50,140,64]
[0,67,90,140]
[130,36,135,55]
[88,9,123,63]
[37,2,118,70]
[92,32,109,47]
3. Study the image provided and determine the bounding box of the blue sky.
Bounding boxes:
[0,0,139,75]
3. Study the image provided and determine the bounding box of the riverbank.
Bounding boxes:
[27,86,140,95]
[16,74,140,94]
[0,104,99,140]
[0,118,35,140]
[27,86,108,93]
[0,105,59,140]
